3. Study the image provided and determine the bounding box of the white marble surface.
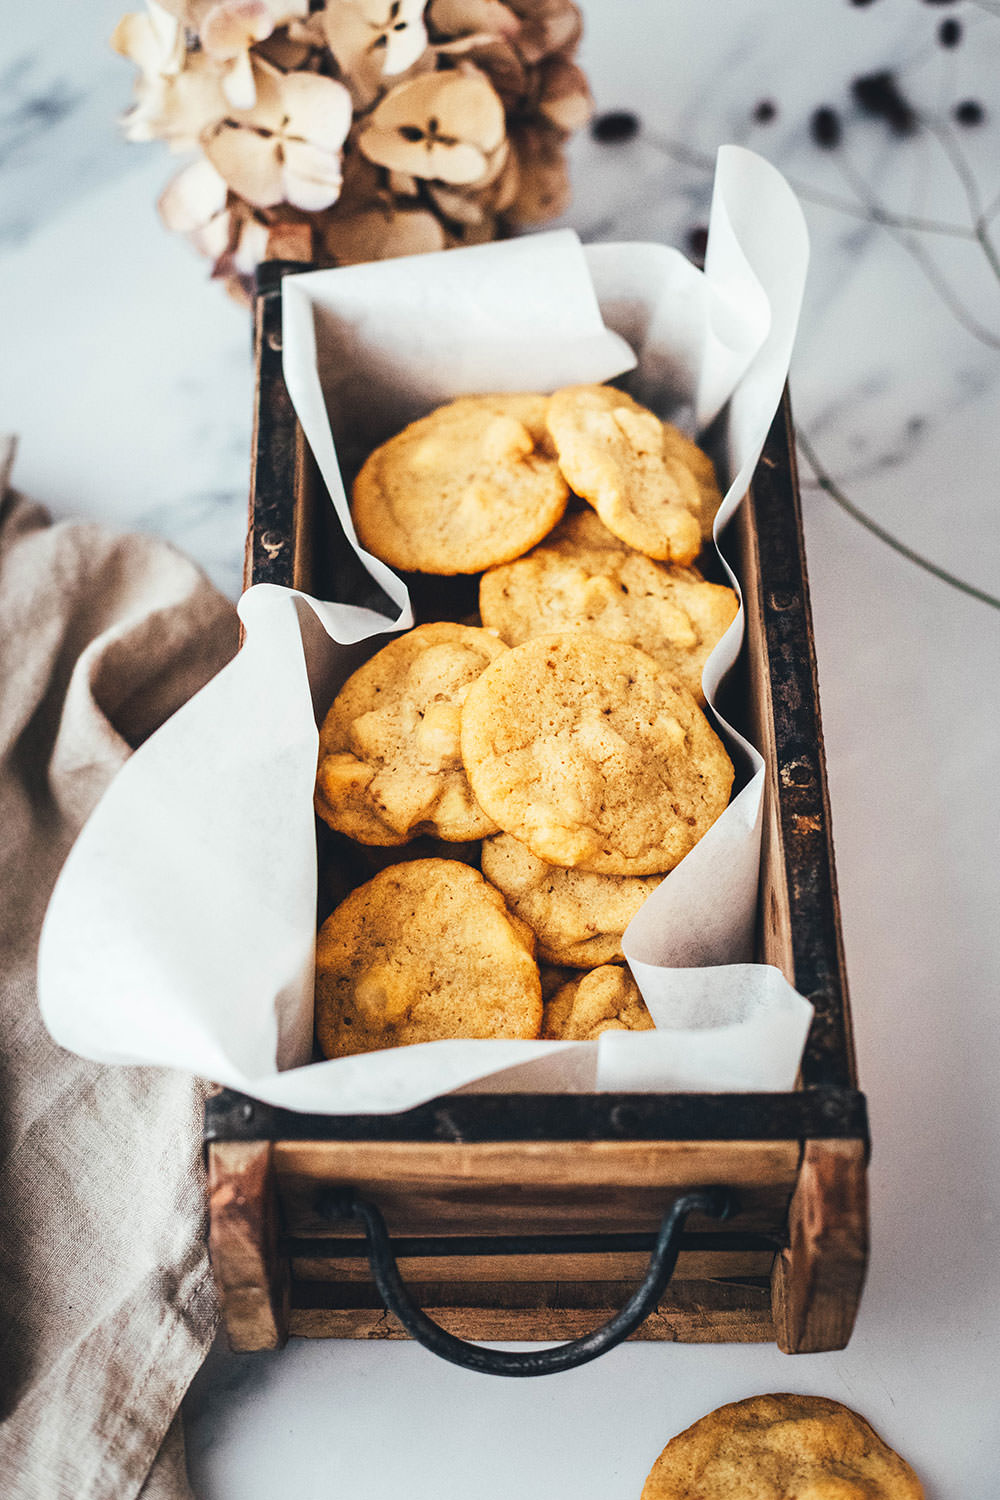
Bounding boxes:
[4,1,1000,1495]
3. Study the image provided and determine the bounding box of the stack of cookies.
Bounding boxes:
[314,384,740,1060]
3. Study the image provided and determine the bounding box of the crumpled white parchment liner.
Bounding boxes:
[39,146,814,1113]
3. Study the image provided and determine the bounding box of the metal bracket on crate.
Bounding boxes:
[203,1089,278,1145]
[315,1186,737,1376]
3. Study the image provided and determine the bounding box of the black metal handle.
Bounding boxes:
[316,1186,736,1376]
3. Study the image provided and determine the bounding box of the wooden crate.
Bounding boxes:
[205,262,868,1362]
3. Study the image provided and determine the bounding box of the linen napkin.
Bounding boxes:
[0,437,238,1500]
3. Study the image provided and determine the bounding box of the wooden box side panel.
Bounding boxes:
[772,1137,868,1354]
[273,1138,800,1238]
[746,397,856,1088]
[208,1142,289,1351]
[288,1278,775,1344]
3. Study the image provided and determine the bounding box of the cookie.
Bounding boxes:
[315,859,542,1058]
[481,831,661,966]
[479,509,738,703]
[315,622,507,845]
[542,965,654,1040]
[640,1394,925,1500]
[546,384,704,563]
[669,427,725,541]
[351,393,569,574]
[461,633,735,875]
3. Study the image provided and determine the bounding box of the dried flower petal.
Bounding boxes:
[114,2,230,145]
[201,0,276,59]
[111,2,186,77]
[451,212,496,245]
[359,70,505,185]
[158,159,234,261]
[322,0,428,106]
[457,38,527,106]
[336,146,389,212]
[231,214,272,274]
[537,55,591,131]
[201,1,277,107]
[505,0,581,63]
[427,0,520,41]
[205,65,352,208]
[387,168,422,195]
[504,121,569,225]
[122,49,230,146]
[324,205,447,263]
[158,157,229,231]
[429,181,487,225]
[253,27,316,69]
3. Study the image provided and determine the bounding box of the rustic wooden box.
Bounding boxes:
[205,262,868,1364]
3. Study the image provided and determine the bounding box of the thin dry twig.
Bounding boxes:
[797,429,1000,611]
[832,145,1000,350]
[641,127,979,240]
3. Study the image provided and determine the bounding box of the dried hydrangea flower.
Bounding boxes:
[159,157,233,258]
[358,69,505,184]
[113,1,230,144]
[321,0,430,109]
[200,0,309,110]
[204,62,352,209]
[159,158,284,306]
[115,0,590,285]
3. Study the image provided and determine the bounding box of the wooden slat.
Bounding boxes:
[771,1137,868,1353]
[274,1138,799,1238]
[291,1248,776,1284]
[273,1138,799,1187]
[289,1278,774,1343]
[207,1142,289,1352]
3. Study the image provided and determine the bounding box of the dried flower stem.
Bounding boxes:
[831,146,1000,350]
[641,129,978,241]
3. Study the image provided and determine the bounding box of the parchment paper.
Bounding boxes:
[39,146,814,1113]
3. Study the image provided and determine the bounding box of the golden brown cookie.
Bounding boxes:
[481,831,660,966]
[351,393,569,574]
[546,384,704,563]
[315,622,507,845]
[542,965,654,1040]
[669,427,725,540]
[315,859,542,1059]
[479,510,738,703]
[461,632,735,875]
[640,1394,925,1500]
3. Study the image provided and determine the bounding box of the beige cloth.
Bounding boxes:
[0,438,240,1499]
